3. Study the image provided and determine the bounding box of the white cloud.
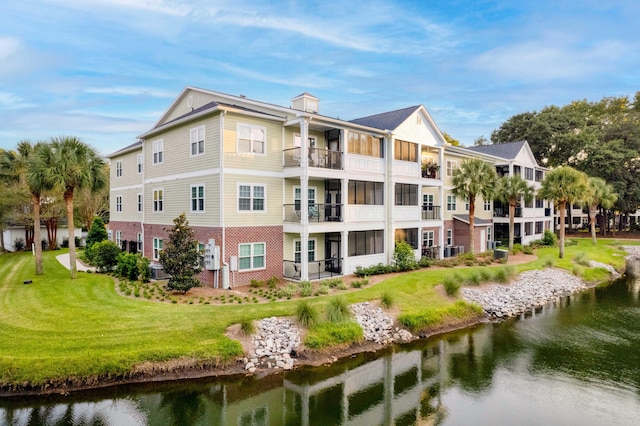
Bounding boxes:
[85,87,175,98]
[53,0,190,16]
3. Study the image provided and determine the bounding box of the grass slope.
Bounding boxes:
[0,238,632,387]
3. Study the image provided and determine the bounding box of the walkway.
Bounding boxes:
[55,253,96,272]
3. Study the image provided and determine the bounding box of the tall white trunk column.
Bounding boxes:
[300,119,310,281]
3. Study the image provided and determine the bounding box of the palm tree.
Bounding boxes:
[38,137,106,278]
[0,141,48,274]
[538,166,588,258]
[583,177,617,244]
[495,175,535,251]
[451,158,498,254]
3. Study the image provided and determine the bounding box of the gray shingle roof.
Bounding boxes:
[160,101,284,128]
[349,105,421,131]
[464,140,527,160]
[452,215,492,226]
[107,140,142,158]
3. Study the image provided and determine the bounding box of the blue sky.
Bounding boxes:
[1,0,638,154]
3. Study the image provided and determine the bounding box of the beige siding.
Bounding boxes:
[145,115,221,181]
[223,174,283,227]
[161,89,218,125]
[283,179,326,204]
[111,149,142,187]
[393,110,443,148]
[223,113,284,172]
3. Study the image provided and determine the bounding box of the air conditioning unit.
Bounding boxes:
[150,264,171,280]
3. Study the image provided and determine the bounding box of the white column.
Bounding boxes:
[439,147,445,259]
[300,119,310,281]
[386,133,395,264]
[341,230,348,275]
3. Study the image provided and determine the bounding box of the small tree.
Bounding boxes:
[160,213,202,293]
[92,240,121,272]
[86,216,108,248]
[393,240,417,271]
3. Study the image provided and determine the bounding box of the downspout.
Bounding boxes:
[220,111,227,268]
[438,147,445,259]
[140,140,145,258]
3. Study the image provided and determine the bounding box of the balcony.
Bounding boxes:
[283,257,343,281]
[421,205,441,220]
[283,204,343,223]
[283,147,343,170]
[493,207,522,218]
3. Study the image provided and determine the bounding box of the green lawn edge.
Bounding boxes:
[0,238,633,388]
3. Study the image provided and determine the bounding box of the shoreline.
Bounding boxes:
[2,250,632,398]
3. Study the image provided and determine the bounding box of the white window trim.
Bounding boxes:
[190,184,205,213]
[137,193,143,213]
[152,139,164,165]
[422,230,434,247]
[115,230,122,247]
[294,186,317,206]
[115,195,122,213]
[236,123,266,155]
[137,154,143,174]
[115,160,123,178]
[153,237,162,261]
[294,238,317,263]
[238,242,266,271]
[153,188,164,213]
[446,160,457,177]
[484,199,492,211]
[137,233,143,252]
[423,194,434,206]
[446,229,453,246]
[190,126,205,157]
[447,195,457,211]
[237,183,266,213]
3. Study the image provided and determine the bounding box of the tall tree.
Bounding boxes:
[74,163,110,231]
[0,141,48,274]
[37,137,106,278]
[538,166,588,258]
[160,213,202,293]
[495,175,535,251]
[583,177,617,244]
[451,158,498,254]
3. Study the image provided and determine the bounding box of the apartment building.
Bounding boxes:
[465,141,553,245]
[108,87,501,287]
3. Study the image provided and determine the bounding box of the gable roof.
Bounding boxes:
[453,215,492,226]
[107,140,142,158]
[464,140,528,160]
[349,105,421,131]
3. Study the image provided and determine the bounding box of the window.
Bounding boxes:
[294,187,316,210]
[137,193,143,213]
[137,154,143,174]
[513,165,521,177]
[115,230,122,247]
[535,170,544,182]
[348,180,384,205]
[423,194,434,207]
[115,160,123,178]
[423,230,434,247]
[446,229,453,246]
[152,139,164,164]
[190,126,205,156]
[535,221,543,234]
[238,184,265,212]
[191,185,205,212]
[237,124,265,154]
[446,160,457,177]
[525,222,533,236]
[447,195,457,211]
[394,139,418,162]
[395,228,419,249]
[238,242,265,271]
[395,183,418,206]
[484,199,492,211]
[525,197,533,208]
[347,131,383,158]
[348,230,384,256]
[116,195,122,212]
[137,233,143,252]
[153,189,163,212]
[487,226,492,242]
[153,238,162,261]
[294,239,316,263]
[525,167,534,180]
[535,197,544,208]
[464,197,469,211]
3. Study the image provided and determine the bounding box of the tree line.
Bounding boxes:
[0,137,108,278]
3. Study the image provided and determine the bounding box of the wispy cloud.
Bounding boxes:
[85,87,176,98]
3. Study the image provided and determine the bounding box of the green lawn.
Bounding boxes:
[0,238,632,388]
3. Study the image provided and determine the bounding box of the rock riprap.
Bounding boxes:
[351,302,413,344]
[461,269,587,319]
[245,317,300,372]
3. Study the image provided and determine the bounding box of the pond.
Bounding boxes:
[2,276,640,425]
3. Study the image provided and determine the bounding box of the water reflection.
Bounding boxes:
[2,277,640,425]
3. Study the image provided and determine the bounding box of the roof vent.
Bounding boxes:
[291,92,319,113]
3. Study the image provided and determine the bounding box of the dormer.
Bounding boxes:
[291,92,319,113]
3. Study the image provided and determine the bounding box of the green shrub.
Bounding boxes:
[542,230,557,246]
[86,217,108,251]
[573,252,590,266]
[511,244,523,254]
[493,265,516,284]
[249,279,263,288]
[443,275,461,296]
[336,282,349,291]
[393,240,418,271]
[267,276,279,289]
[91,240,121,272]
[380,291,394,309]
[318,284,330,295]
[304,321,363,349]
[239,317,255,336]
[298,281,313,297]
[572,265,582,276]
[116,252,140,281]
[354,263,396,277]
[351,276,369,288]
[418,256,434,268]
[326,296,351,323]
[522,245,534,255]
[323,278,343,288]
[138,256,151,283]
[478,268,493,282]
[296,300,319,328]
[277,284,296,299]
[465,272,482,286]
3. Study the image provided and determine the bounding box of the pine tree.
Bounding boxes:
[160,213,202,293]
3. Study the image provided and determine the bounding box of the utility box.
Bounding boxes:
[204,239,220,270]
[494,249,509,260]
